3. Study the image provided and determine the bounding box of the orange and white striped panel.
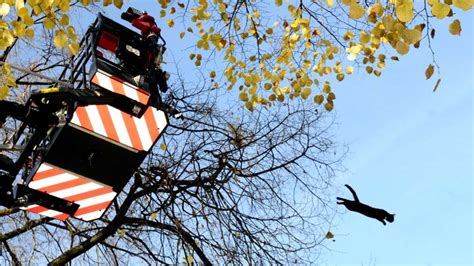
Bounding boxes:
[91,69,150,105]
[23,163,117,221]
[70,105,167,152]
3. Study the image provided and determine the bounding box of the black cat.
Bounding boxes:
[337,184,395,225]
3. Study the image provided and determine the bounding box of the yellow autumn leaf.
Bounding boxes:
[348,2,365,19]
[5,75,16,87]
[357,32,368,45]
[53,30,68,48]
[68,42,80,55]
[327,92,336,101]
[402,29,422,44]
[431,2,451,19]
[395,41,409,55]
[113,0,123,8]
[0,86,9,100]
[160,143,167,151]
[301,87,311,99]
[314,94,324,104]
[210,71,216,78]
[277,93,284,102]
[1,63,11,75]
[43,18,56,30]
[167,19,175,28]
[0,30,14,49]
[118,229,126,236]
[324,101,334,111]
[448,19,462,35]
[371,2,385,16]
[323,82,331,93]
[150,212,158,219]
[67,26,76,38]
[23,15,34,26]
[453,0,472,10]
[425,64,434,79]
[366,66,373,74]
[186,255,194,264]
[382,15,395,31]
[346,66,354,74]
[25,28,34,39]
[12,21,25,37]
[179,32,185,39]
[58,0,70,12]
[17,7,28,19]
[31,5,41,16]
[103,0,112,6]
[275,0,282,6]
[16,0,25,11]
[336,73,345,81]
[325,231,334,239]
[395,0,414,22]
[326,0,334,8]
[0,3,10,16]
[59,15,69,26]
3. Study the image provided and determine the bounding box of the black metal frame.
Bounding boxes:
[0,13,168,218]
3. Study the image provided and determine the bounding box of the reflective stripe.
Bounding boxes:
[74,192,116,208]
[28,173,78,189]
[50,182,104,199]
[64,187,113,203]
[92,70,149,105]
[97,105,119,141]
[74,201,111,217]
[121,112,143,150]
[153,107,167,136]
[86,105,107,136]
[25,163,117,221]
[38,164,52,171]
[38,209,64,218]
[70,105,167,151]
[75,210,107,221]
[32,167,63,181]
[133,115,152,150]
[107,106,133,147]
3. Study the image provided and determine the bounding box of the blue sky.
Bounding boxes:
[324,12,472,265]
[104,3,472,264]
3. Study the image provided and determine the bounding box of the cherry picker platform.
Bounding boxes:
[0,8,169,221]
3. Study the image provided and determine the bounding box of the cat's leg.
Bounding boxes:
[377,218,386,225]
[336,197,346,204]
[337,197,349,204]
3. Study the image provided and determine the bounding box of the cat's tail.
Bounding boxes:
[345,184,360,202]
